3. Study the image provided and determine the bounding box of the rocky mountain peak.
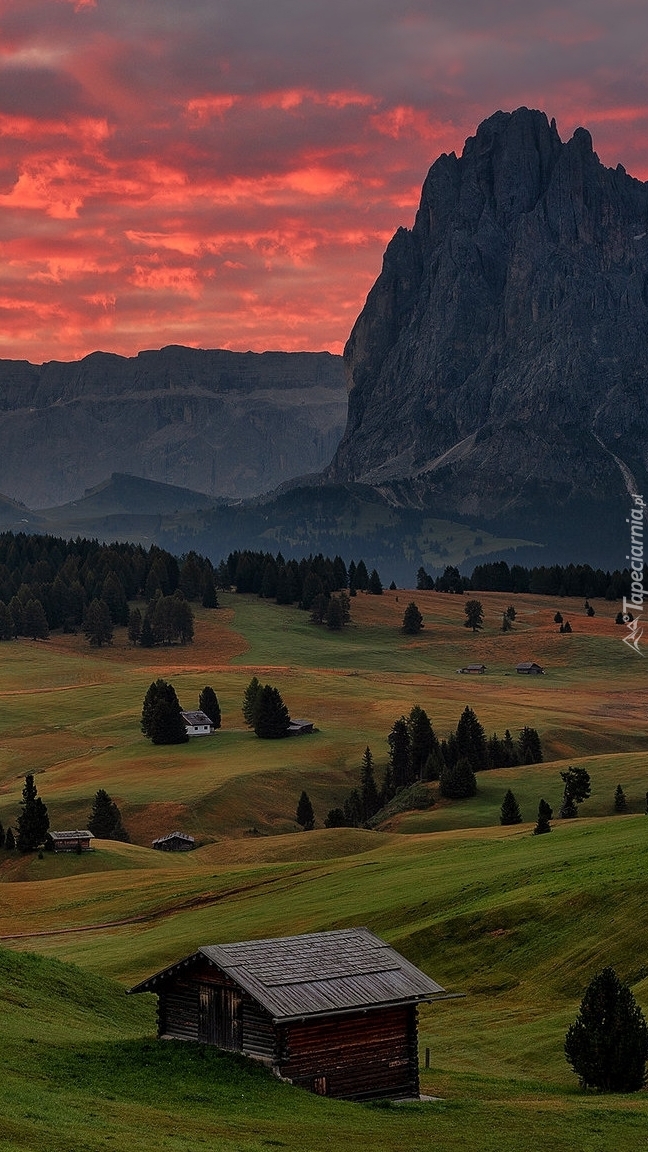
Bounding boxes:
[327,108,648,548]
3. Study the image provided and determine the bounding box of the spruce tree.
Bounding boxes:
[408,706,436,780]
[127,607,142,645]
[83,598,113,646]
[359,746,380,821]
[533,798,553,835]
[296,791,315,830]
[518,726,543,763]
[254,685,290,739]
[5,827,15,850]
[23,598,49,640]
[463,599,484,632]
[402,601,424,634]
[455,706,489,771]
[565,967,648,1092]
[368,568,383,595]
[201,575,219,609]
[242,676,262,727]
[387,717,413,790]
[559,766,591,817]
[439,756,477,799]
[500,789,523,825]
[16,774,50,852]
[141,679,188,745]
[87,789,129,841]
[614,784,628,813]
[324,807,346,828]
[199,686,221,729]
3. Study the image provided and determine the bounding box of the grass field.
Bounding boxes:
[0,586,646,1150]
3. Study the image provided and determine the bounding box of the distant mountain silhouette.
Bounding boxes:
[0,346,346,507]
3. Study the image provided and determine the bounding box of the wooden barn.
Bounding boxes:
[152,832,195,852]
[129,928,448,1100]
[516,661,545,675]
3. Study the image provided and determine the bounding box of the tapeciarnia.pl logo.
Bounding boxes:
[622,493,645,656]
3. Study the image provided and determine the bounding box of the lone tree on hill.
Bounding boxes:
[87,789,130,842]
[559,766,591,818]
[565,967,648,1092]
[199,686,221,729]
[614,784,628,813]
[402,601,424,634]
[141,679,189,745]
[16,774,50,853]
[242,676,262,728]
[254,684,290,739]
[464,599,484,632]
[533,798,553,835]
[500,789,523,825]
[296,791,315,830]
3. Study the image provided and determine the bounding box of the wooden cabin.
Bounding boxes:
[152,832,196,852]
[516,661,545,675]
[457,664,486,674]
[47,830,94,853]
[287,719,314,736]
[181,710,215,736]
[129,928,448,1100]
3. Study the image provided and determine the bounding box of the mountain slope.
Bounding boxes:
[0,346,346,507]
[326,108,648,548]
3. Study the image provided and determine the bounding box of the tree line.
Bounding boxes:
[418,560,637,600]
[0,532,217,643]
[216,550,383,606]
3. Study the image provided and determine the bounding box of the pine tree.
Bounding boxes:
[554,611,563,624]
[533,798,553,835]
[254,685,290,739]
[359,746,380,821]
[559,766,591,817]
[16,774,50,852]
[518,726,543,764]
[408,706,436,780]
[296,791,315,830]
[0,822,4,848]
[343,789,363,827]
[500,789,522,825]
[83,598,114,646]
[0,601,15,640]
[23,598,49,640]
[368,568,383,595]
[614,784,628,813]
[5,827,15,850]
[141,679,188,745]
[127,607,142,645]
[139,614,155,647]
[87,789,129,842]
[439,756,477,799]
[402,601,424,634]
[565,967,648,1092]
[199,686,221,729]
[387,717,413,790]
[463,599,484,632]
[455,706,489,771]
[242,676,262,727]
[324,808,346,828]
[202,575,219,609]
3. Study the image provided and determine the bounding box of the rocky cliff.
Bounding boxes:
[0,346,346,507]
[327,108,648,544]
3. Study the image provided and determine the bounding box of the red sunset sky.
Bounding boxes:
[0,0,647,364]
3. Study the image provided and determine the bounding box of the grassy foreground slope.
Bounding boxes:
[1,816,648,1152]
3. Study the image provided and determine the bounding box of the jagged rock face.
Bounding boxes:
[0,346,346,507]
[328,108,648,528]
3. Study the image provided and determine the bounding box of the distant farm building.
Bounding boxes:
[287,719,314,736]
[129,927,448,1100]
[516,662,545,675]
[457,664,486,674]
[47,830,94,853]
[152,832,196,852]
[181,710,215,736]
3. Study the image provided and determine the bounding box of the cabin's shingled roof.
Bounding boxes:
[129,928,446,1021]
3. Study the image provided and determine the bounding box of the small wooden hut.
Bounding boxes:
[47,830,94,853]
[129,927,448,1099]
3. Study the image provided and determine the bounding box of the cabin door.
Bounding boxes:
[198,985,243,1050]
